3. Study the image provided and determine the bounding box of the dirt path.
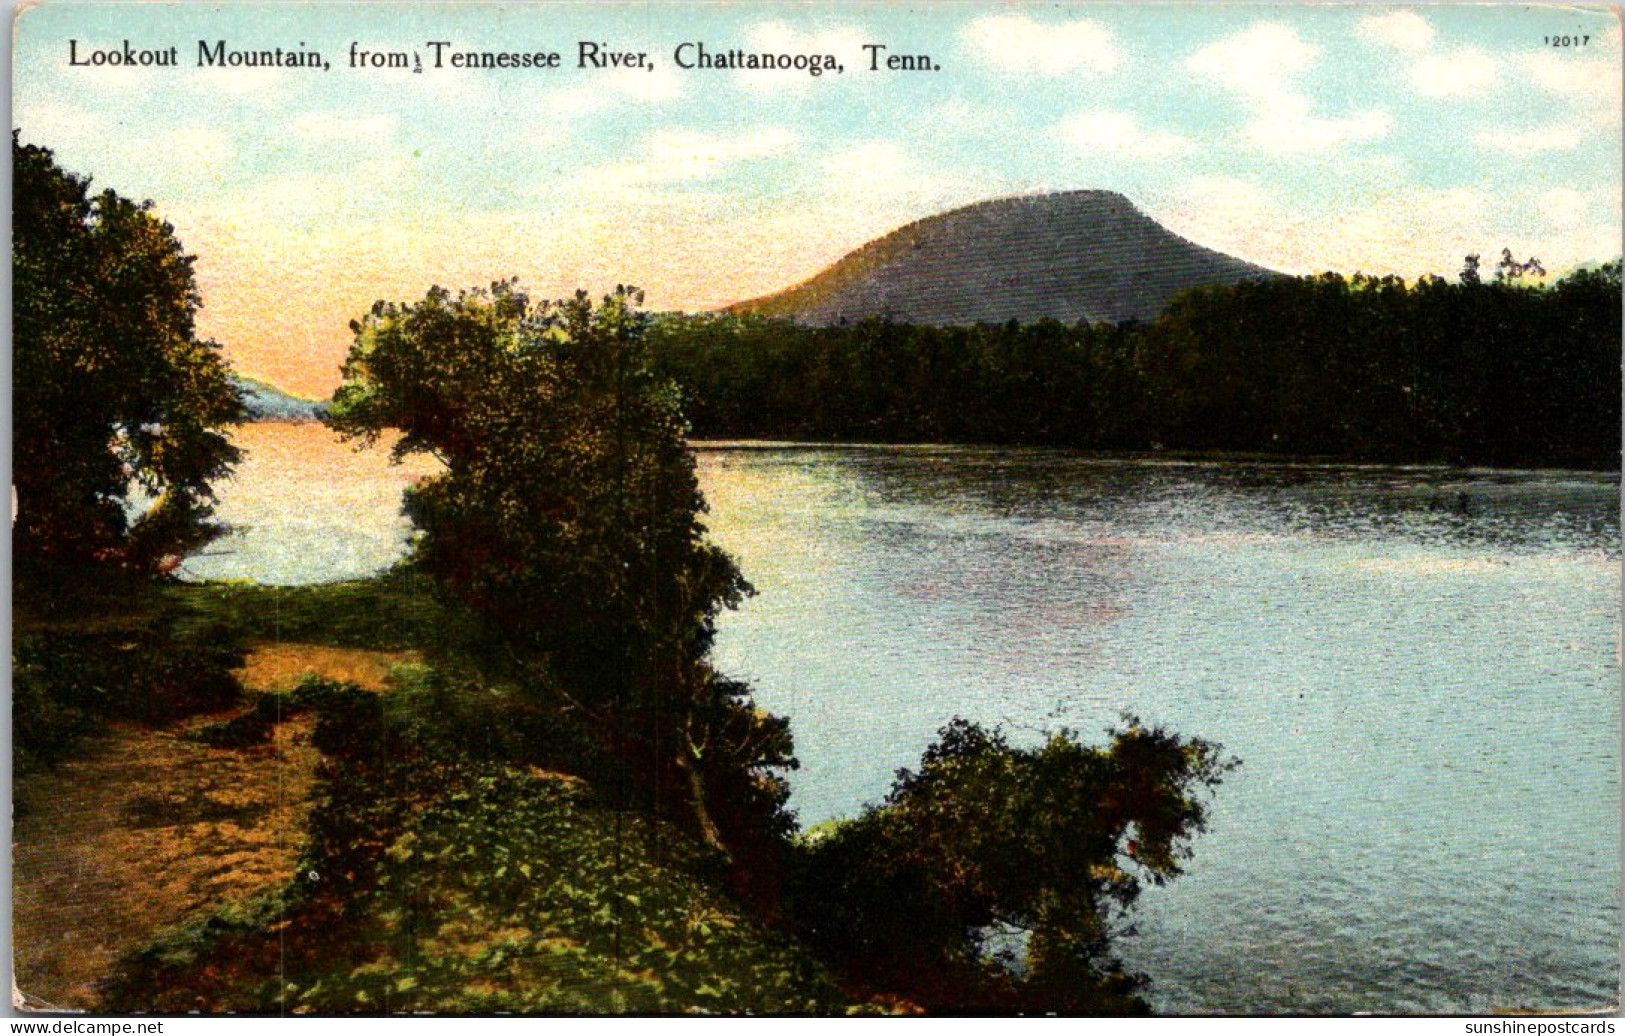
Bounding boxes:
[12,644,417,1011]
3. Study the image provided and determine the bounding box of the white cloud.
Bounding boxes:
[14,98,102,147]
[1187,23,1316,98]
[1518,51,1620,126]
[962,14,1119,76]
[1187,23,1390,154]
[813,140,990,214]
[820,140,912,184]
[1333,187,1495,263]
[1409,48,1498,97]
[188,154,415,229]
[1245,96,1392,154]
[1057,111,1193,159]
[925,97,1004,129]
[1473,122,1585,154]
[644,127,797,179]
[1536,188,1596,230]
[1147,177,1289,263]
[1358,11,1435,53]
[153,126,232,177]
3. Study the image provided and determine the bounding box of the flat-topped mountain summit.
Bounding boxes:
[728,190,1277,326]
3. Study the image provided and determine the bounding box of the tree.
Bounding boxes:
[13,134,243,579]
[328,282,788,857]
[1494,247,1546,284]
[787,718,1236,1013]
[329,282,743,684]
[1459,253,1482,286]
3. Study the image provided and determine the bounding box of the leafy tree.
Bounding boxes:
[328,282,790,858]
[1459,253,1483,286]
[1494,247,1546,284]
[329,282,740,686]
[13,134,243,580]
[788,717,1237,1013]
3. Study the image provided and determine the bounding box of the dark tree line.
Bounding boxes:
[648,264,1622,469]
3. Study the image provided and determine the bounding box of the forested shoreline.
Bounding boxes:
[649,262,1622,470]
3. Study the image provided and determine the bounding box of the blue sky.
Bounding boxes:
[15,2,1622,396]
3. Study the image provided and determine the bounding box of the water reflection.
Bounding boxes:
[178,422,440,585]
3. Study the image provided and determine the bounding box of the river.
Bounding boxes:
[183,423,1622,1014]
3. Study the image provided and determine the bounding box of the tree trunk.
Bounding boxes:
[678,743,730,860]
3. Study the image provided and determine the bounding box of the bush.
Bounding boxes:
[787,717,1237,1013]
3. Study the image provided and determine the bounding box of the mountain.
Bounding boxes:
[233,375,326,422]
[728,190,1277,327]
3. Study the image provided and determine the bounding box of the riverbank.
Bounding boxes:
[650,268,1623,473]
[14,577,852,1014]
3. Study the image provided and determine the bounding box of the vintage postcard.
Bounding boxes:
[11,0,1622,1018]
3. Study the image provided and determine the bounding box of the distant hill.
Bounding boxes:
[728,190,1277,327]
[233,375,326,422]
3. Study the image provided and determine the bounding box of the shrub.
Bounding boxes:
[787,717,1237,1013]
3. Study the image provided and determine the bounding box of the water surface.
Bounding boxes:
[186,426,1622,1014]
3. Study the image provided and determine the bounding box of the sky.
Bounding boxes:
[14,2,1623,399]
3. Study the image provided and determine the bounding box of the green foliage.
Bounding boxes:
[648,312,1148,448]
[329,282,745,683]
[13,134,243,581]
[1143,265,1622,465]
[82,584,1235,1016]
[647,261,1621,468]
[787,718,1237,1014]
[327,281,794,868]
[168,570,464,652]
